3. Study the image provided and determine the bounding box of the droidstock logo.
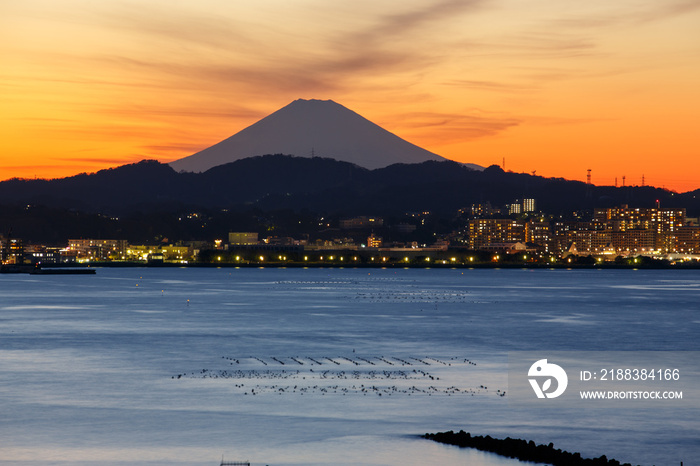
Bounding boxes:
[528,359,568,399]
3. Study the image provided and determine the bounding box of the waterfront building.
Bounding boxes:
[676,226,700,254]
[593,205,685,253]
[610,229,656,254]
[228,232,259,245]
[525,218,552,252]
[67,239,127,261]
[479,242,533,254]
[467,219,525,250]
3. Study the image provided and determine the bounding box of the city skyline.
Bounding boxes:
[2,1,699,191]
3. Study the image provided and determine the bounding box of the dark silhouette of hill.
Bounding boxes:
[1,155,698,218]
[0,160,183,213]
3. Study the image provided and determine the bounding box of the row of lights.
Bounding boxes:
[216,255,505,263]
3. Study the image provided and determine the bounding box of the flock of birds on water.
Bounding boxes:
[172,356,506,398]
[170,277,508,397]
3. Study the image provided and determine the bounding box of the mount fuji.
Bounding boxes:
[169,99,481,172]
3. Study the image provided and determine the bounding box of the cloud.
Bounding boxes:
[141,143,210,155]
[86,101,264,121]
[524,115,614,127]
[548,0,700,29]
[351,0,485,46]
[392,111,522,143]
[443,79,540,92]
[84,0,491,99]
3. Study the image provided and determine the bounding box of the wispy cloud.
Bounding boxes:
[443,79,540,92]
[141,143,211,155]
[52,157,141,165]
[393,111,522,143]
[548,0,700,29]
[84,0,491,99]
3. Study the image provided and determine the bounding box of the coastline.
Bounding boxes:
[23,260,700,270]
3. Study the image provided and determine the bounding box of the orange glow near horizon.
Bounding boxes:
[1,1,699,191]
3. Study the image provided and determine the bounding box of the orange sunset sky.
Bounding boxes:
[2,1,699,191]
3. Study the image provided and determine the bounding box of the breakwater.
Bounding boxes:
[423,430,637,466]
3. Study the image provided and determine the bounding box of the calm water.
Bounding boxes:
[0,267,698,465]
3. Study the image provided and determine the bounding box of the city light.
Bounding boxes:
[4,202,697,269]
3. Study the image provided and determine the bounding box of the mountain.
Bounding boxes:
[169,99,479,172]
[1,156,694,216]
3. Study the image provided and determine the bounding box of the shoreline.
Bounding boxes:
[17,261,700,270]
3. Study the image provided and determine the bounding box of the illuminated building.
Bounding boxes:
[367,234,382,248]
[525,218,551,252]
[67,239,127,261]
[2,238,25,264]
[467,219,525,250]
[523,199,536,212]
[469,202,499,217]
[676,226,700,253]
[593,205,685,253]
[479,242,533,254]
[610,230,656,254]
[550,221,608,254]
[228,232,259,245]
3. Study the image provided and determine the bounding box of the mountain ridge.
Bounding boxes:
[0,155,695,216]
[2,155,699,244]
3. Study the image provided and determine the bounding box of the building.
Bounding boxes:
[593,205,685,253]
[263,236,299,246]
[367,234,382,248]
[467,219,525,250]
[479,242,534,254]
[468,202,500,217]
[550,221,608,254]
[228,232,259,245]
[25,246,63,265]
[610,230,656,254]
[525,218,551,252]
[67,239,127,261]
[161,244,194,262]
[1,238,25,264]
[676,226,700,253]
[340,216,384,229]
[593,205,685,233]
[569,230,611,254]
[523,199,536,212]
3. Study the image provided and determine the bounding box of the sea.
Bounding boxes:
[0,267,698,466]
